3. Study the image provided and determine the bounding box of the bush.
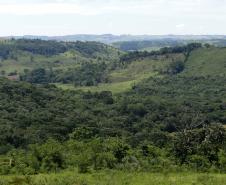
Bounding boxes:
[218,150,226,172]
[166,60,185,75]
[77,154,91,173]
[187,155,211,171]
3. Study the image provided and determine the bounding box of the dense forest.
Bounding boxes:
[0,39,226,176]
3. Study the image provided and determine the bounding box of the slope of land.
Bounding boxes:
[67,53,184,93]
[182,47,226,76]
[0,39,122,86]
[0,41,226,177]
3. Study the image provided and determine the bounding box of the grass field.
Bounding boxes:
[109,59,161,83]
[0,51,89,74]
[1,171,226,185]
[183,47,226,77]
[56,80,138,94]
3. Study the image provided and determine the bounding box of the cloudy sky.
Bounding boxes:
[0,0,226,36]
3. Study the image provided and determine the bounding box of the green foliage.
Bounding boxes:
[6,139,65,174]
[218,150,226,171]
[20,68,49,84]
[0,39,121,80]
[20,62,108,86]
[69,127,96,141]
[173,124,225,166]
[0,39,120,57]
[113,40,182,51]
[120,43,202,63]
[0,41,226,177]
[165,60,185,75]
[187,155,211,171]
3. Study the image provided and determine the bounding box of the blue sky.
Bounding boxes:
[0,0,226,36]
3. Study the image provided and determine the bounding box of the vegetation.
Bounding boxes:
[0,39,120,58]
[183,47,226,76]
[119,43,201,64]
[1,171,226,185]
[113,39,184,51]
[20,62,109,86]
[0,76,226,174]
[0,39,121,82]
[112,38,226,51]
[0,40,226,184]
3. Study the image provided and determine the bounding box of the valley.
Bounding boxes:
[0,39,226,185]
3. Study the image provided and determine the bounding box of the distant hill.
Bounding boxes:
[113,39,226,51]
[3,34,226,45]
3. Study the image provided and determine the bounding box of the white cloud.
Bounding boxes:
[0,3,100,15]
[176,24,185,28]
[0,1,158,15]
[0,0,226,16]
[0,0,226,35]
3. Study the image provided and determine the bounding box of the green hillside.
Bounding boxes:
[112,40,185,51]
[0,39,121,75]
[0,41,226,179]
[0,39,123,86]
[71,54,184,93]
[183,47,226,76]
[0,40,198,93]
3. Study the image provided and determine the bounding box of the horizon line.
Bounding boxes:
[1,34,226,37]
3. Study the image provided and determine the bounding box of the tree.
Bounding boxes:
[166,60,185,75]
[173,124,226,165]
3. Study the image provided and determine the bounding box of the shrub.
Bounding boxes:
[187,155,211,171]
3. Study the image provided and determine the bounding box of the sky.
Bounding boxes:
[0,0,226,36]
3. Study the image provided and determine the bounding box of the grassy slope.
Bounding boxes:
[56,58,159,94]
[1,171,226,185]
[59,54,184,94]
[183,47,226,77]
[56,81,137,94]
[0,44,121,74]
[0,52,81,73]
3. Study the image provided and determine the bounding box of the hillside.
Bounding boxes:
[0,41,226,176]
[182,47,226,76]
[113,39,226,52]
[69,53,185,93]
[0,39,122,85]
[112,40,186,51]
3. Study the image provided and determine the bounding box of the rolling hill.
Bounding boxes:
[0,39,122,84]
[4,34,226,44]
[0,40,226,176]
